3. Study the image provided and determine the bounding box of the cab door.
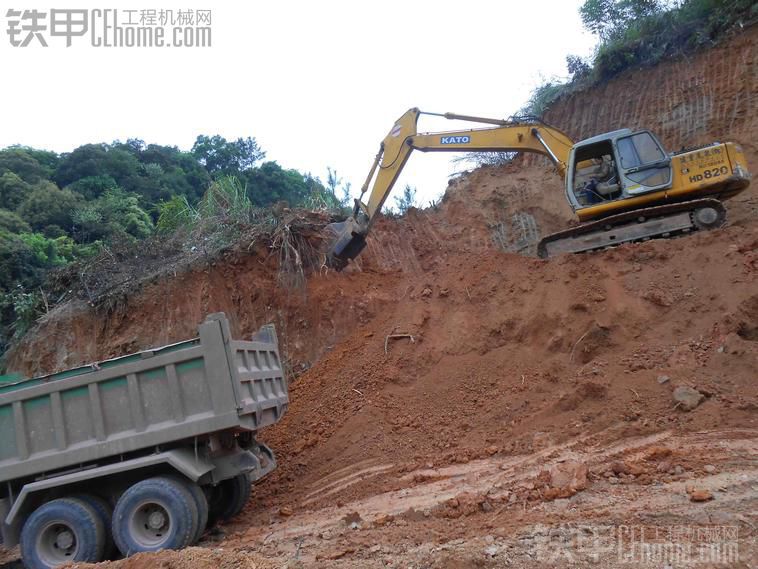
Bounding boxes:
[614,131,672,196]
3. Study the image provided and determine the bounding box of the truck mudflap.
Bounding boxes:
[537,198,726,258]
[250,442,277,482]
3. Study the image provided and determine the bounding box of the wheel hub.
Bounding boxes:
[694,207,719,228]
[56,529,75,550]
[147,510,167,530]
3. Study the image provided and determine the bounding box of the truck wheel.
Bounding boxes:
[71,493,116,559]
[112,476,199,556]
[164,475,209,544]
[21,498,106,569]
[209,472,251,522]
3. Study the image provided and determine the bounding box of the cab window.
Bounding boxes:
[617,132,666,169]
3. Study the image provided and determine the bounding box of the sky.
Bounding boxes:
[0,1,597,206]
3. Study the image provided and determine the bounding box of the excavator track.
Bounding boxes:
[537,198,727,258]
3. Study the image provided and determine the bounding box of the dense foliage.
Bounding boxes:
[524,0,757,116]
[0,135,347,360]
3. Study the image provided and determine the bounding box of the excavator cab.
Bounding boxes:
[566,129,672,211]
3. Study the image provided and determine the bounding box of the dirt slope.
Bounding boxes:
[4,23,758,569]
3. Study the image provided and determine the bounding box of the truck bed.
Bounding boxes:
[0,313,288,484]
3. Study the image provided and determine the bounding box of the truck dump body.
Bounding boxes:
[0,314,288,485]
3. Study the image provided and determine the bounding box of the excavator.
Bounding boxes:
[326,108,751,268]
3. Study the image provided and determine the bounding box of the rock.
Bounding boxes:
[279,506,293,517]
[673,386,705,411]
[373,513,393,527]
[608,476,619,485]
[657,375,670,384]
[549,460,589,496]
[689,488,714,502]
[421,287,433,297]
[704,464,717,474]
[342,511,362,526]
[673,465,685,475]
[610,461,628,475]
[484,545,500,557]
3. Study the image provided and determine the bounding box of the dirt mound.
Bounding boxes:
[69,547,278,569]
[253,224,757,511]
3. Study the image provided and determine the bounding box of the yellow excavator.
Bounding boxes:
[326,108,751,268]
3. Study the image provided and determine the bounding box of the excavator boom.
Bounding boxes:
[327,108,574,268]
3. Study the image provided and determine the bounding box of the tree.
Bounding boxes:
[566,54,592,78]
[0,148,52,183]
[393,184,417,214]
[580,0,662,40]
[66,174,118,200]
[0,172,31,210]
[17,182,82,232]
[73,188,153,242]
[243,161,314,207]
[0,210,31,234]
[191,135,265,175]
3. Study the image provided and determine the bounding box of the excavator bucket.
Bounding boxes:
[324,217,367,270]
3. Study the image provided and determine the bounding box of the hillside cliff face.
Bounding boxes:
[546,26,757,160]
[6,26,757,377]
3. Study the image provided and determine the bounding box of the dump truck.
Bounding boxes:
[0,313,288,569]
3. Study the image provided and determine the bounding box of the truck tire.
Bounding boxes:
[209,472,251,522]
[112,476,199,556]
[164,475,209,544]
[71,493,116,559]
[21,497,106,569]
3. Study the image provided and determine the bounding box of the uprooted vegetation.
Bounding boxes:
[44,179,342,314]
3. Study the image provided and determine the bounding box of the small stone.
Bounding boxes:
[673,386,705,411]
[279,506,293,517]
[484,545,499,557]
[549,460,589,494]
[704,465,717,474]
[673,465,685,475]
[657,375,670,384]
[373,513,393,527]
[689,488,714,502]
[608,476,619,484]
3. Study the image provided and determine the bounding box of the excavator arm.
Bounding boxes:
[326,108,574,269]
